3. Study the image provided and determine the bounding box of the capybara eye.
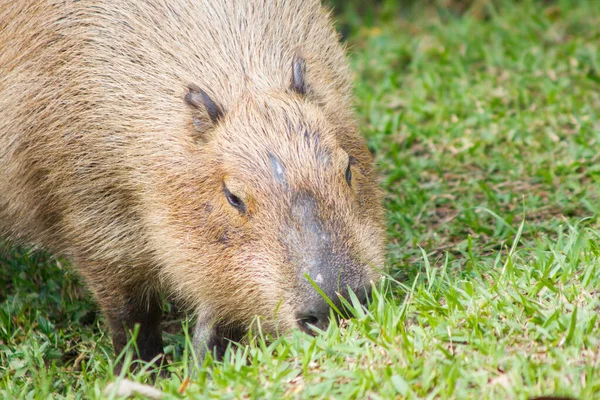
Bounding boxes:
[345,162,352,187]
[224,187,246,214]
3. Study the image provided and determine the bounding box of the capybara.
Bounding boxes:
[0,0,386,366]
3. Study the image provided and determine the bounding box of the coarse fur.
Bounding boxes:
[0,0,386,364]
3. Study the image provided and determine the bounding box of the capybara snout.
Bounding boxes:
[0,0,386,366]
[283,189,378,332]
[285,189,377,332]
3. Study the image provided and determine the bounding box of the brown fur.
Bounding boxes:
[0,0,386,363]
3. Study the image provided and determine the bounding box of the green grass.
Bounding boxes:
[2,1,600,398]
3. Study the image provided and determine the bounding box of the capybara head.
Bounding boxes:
[163,59,386,335]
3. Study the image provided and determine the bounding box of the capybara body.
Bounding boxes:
[0,0,385,364]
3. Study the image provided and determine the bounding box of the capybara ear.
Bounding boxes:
[185,84,224,140]
[185,84,224,122]
[290,55,306,95]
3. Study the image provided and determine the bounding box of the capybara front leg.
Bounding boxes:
[101,288,164,373]
[192,310,245,362]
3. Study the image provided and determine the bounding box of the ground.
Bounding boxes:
[1,1,600,398]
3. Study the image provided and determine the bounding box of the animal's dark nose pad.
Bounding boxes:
[295,300,332,335]
[296,314,321,335]
[296,285,373,334]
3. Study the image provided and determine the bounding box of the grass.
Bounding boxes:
[2,0,600,398]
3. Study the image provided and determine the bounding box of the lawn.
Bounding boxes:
[2,0,600,398]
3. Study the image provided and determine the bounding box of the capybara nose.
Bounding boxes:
[295,284,372,334]
[295,298,332,334]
